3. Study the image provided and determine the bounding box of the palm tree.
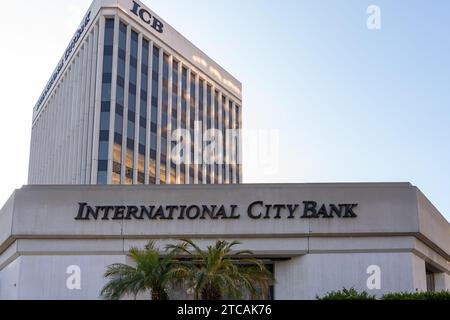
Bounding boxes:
[167,240,273,300]
[101,241,179,300]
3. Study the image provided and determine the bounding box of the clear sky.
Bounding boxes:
[0,0,449,220]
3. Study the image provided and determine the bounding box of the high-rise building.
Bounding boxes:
[28,0,243,185]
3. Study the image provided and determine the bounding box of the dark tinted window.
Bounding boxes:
[97,19,115,184]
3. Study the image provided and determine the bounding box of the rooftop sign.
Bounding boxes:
[130,0,164,34]
[35,12,92,112]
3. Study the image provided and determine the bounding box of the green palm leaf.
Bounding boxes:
[166,239,273,300]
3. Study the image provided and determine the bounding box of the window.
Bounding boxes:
[97,18,115,185]
[170,60,179,184]
[222,95,228,184]
[189,73,196,184]
[235,104,241,184]
[112,21,127,185]
[214,90,219,184]
[125,30,139,185]
[229,100,235,183]
[206,85,212,184]
[180,67,188,184]
[149,46,160,184]
[138,39,149,184]
[198,79,204,183]
[160,53,170,184]
[426,266,437,292]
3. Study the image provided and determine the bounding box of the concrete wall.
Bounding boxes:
[417,189,450,256]
[13,255,126,300]
[275,252,418,300]
[0,251,428,300]
[0,249,444,300]
[3,184,424,239]
[0,192,15,253]
[0,258,20,300]
[0,183,449,300]
[411,254,427,292]
[435,273,450,292]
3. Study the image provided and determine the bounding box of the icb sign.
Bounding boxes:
[131,1,164,33]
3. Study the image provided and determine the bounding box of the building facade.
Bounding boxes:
[29,0,243,186]
[0,183,449,299]
[7,0,449,301]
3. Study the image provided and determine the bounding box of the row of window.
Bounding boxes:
[98,19,242,185]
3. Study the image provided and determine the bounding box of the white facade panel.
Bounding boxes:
[275,253,417,300]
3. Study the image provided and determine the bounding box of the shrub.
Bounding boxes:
[317,289,450,300]
[382,291,450,300]
[317,288,376,300]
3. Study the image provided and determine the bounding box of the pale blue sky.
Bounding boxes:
[0,0,449,220]
[150,0,449,218]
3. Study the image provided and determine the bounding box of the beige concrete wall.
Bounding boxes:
[2,184,426,240]
[275,252,417,300]
[416,189,450,256]
[0,192,15,253]
[0,183,449,299]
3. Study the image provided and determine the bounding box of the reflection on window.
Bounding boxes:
[206,85,212,184]
[97,18,115,185]
[170,60,179,184]
[198,79,204,184]
[125,30,139,185]
[189,72,196,184]
[222,96,228,184]
[235,105,241,184]
[112,22,127,185]
[180,67,188,184]
[98,23,242,186]
[138,39,149,184]
[150,46,160,184]
[229,100,234,184]
[160,53,170,184]
[214,90,219,184]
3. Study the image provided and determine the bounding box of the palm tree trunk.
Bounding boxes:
[152,290,169,301]
[201,283,222,300]
[195,289,200,301]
